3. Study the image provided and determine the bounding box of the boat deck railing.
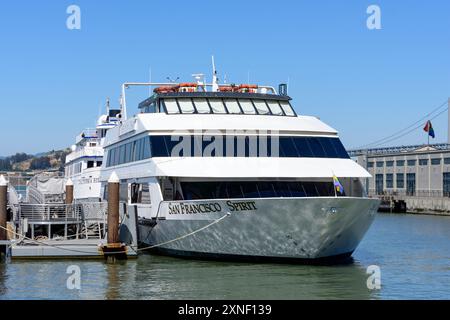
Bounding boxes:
[19,203,82,223]
[15,202,108,240]
[18,202,108,223]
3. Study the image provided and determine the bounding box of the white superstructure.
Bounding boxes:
[99,77,379,263]
[65,101,120,202]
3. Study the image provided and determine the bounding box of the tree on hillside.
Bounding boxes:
[10,153,32,163]
[30,156,51,170]
[0,159,11,171]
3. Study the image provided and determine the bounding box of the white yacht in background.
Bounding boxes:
[99,67,380,263]
[65,100,120,202]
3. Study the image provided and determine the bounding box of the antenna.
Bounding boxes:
[212,55,219,92]
[166,76,179,83]
[149,67,152,96]
[106,97,110,114]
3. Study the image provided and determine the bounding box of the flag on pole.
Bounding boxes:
[423,120,435,138]
[333,175,344,195]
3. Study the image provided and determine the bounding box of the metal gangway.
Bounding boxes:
[16,202,108,240]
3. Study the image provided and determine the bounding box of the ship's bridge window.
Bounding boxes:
[239,99,257,114]
[280,101,295,116]
[193,98,211,113]
[267,100,283,115]
[208,98,227,114]
[178,98,195,113]
[164,98,180,114]
[253,100,270,114]
[224,99,242,114]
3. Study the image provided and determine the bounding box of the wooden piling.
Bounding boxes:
[107,172,120,245]
[103,172,126,261]
[0,175,8,255]
[65,178,74,204]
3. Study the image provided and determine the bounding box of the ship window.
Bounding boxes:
[180,181,337,200]
[87,161,94,168]
[267,101,283,115]
[178,98,195,113]
[208,99,227,114]
[114,146,120,165]
[308,137,326,157]
[193,98,211,114]
[239,99,257,114]
[118,145,126,164]
[164,99,180,114]
[224,99,242,114]
[279,137,298,157]
[142,136,152,159]
[135,139,142,161]
[280,101,295,116]
[150,136,169,157]
[253,100,270,114]
[124,143,132,163]
[106,149,114,167]
[293,138,314,157]
[148,135,349,159]
[97,161,102,167]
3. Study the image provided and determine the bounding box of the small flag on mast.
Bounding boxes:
[333,175,344,195]
[423,120,435,138]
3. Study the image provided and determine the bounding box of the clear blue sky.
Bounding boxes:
[0,0,449,155]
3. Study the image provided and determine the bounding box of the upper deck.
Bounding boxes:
[138,90,296,117]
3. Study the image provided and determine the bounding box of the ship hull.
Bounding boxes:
[138,197,380,263]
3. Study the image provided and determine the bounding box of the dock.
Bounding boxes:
[1,174,137,260]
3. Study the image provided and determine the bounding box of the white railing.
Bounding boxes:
[19,202,108,222]
[65,147,103,163]
[19,203,82,222]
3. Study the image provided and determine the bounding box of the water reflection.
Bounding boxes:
[1,214,449,300]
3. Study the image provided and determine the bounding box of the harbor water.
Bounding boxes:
[0,213,449,300]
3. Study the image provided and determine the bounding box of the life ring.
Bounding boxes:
[178,82,197,92]
[153,86,178,94]
[219,84,239,92]
[238,84,258,93]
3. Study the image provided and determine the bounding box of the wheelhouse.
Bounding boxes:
[138,91,296,117]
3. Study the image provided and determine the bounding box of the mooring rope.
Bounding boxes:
[0,212,231,256]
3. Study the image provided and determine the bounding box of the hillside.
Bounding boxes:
[0,149,71,172]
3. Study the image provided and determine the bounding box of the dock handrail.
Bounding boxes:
[19,203,82,222]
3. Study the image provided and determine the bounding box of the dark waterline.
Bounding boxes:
[1,213,449,300]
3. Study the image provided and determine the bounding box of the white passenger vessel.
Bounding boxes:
[65,100,120,202]
[100,71,380,263]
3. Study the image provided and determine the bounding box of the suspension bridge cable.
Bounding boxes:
[357,100,448,149]
[366,106,448,148]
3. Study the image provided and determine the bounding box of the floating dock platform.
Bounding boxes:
[7,239,137,259]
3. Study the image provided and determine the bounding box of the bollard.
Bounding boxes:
[0,175,7,256]
[65,178,74,204]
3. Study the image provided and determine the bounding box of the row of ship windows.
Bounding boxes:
[146,98,296,116]
[368,158,449,168]
[180,181,344,200]
[106,136,349,167]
